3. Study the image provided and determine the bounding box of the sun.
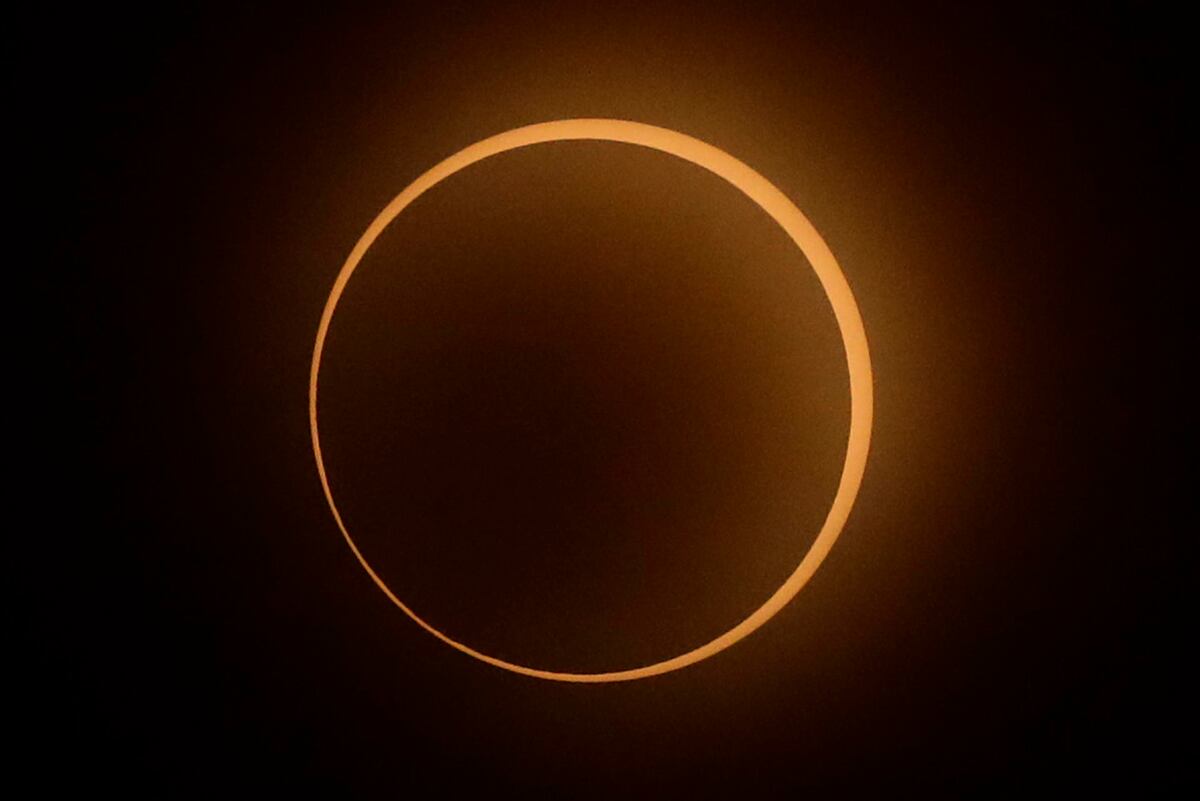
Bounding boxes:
[309,119,873,682]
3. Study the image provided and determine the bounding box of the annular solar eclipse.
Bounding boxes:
[309,118,873,682]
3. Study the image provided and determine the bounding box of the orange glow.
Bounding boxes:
[309,119,873,682]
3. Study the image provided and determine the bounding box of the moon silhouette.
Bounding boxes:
[309,118,873,682]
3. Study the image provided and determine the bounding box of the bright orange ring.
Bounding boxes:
[310,119,873,682]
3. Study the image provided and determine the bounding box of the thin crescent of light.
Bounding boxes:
[309,118,873,683]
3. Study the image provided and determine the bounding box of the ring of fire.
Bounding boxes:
[309,119,873,682]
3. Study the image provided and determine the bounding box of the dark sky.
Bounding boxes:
[29,2,1188,795]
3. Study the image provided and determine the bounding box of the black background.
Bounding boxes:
[27,1,1188,795]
